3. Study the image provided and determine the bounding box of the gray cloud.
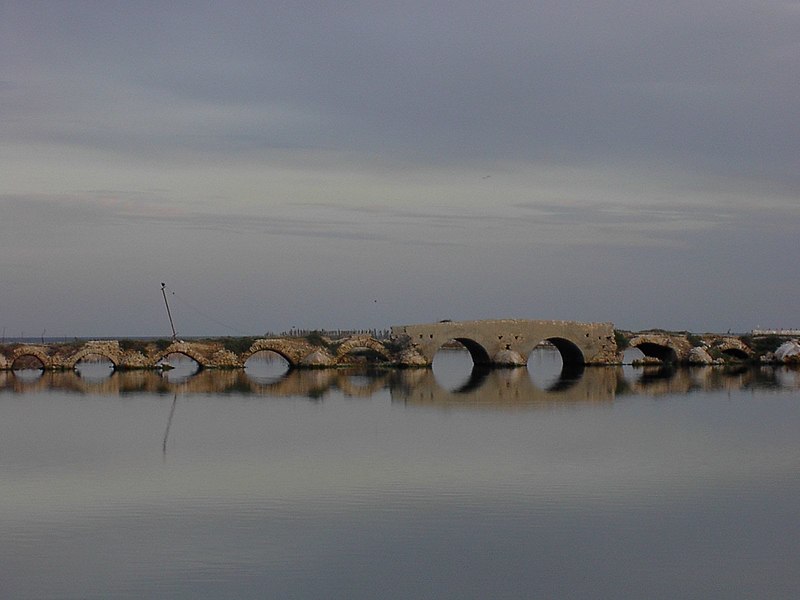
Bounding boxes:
[3,2,798,178]
[1,1,798,335]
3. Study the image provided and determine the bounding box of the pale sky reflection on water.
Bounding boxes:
[1,350,800,598]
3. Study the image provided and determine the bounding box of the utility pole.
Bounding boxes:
[161,283,178,341]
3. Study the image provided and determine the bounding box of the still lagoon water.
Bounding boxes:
[1,348,799,599]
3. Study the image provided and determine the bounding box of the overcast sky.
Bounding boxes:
[1,1,798,338]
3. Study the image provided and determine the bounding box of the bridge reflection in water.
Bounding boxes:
[1,360,797,404]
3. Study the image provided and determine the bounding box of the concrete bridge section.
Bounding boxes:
[391,319,618,367]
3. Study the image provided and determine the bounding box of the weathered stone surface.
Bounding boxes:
[687,347,714,365]
[628,335,691,364]
[0,322,774,371]
[626,334,753,364]
[119,351,150,369]
[0,337,375,370]
[392,319,617,366]
[395,349,429,367]
[300,350,335,367]
[775,340,800,363]
[708,337,753,361]
[336,336,391,361]
[493,349,526,366]
[210,349,243,368]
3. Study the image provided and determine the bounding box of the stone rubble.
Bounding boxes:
[775,340,800,364]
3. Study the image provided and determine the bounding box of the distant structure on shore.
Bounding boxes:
[751,329,800,336]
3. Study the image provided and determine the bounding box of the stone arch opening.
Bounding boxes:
[242,342,299,369]
[339,346,389,365]
[632,342,678,364]
[244,350,291,383]
[336,338,390,365]
[157,352,202,382]
[720,348,749,361]
[156,350,204,366]
[622,346,646,365]
[73,352,116,380]
[546,337,585,366]
[450,338,491,365]
[527,338,585,391]
[11,353,46,371]
[432,338,491,392]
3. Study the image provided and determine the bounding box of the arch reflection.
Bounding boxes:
[0,364,797,404]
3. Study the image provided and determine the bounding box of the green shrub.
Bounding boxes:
[687,334,704,348]
[304,330,329,348]
[119,339,150,354]
[222,337,256,354]
[613,330,630,350]
[745,335,784,356]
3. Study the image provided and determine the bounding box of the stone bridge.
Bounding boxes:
[0,321,620,372]
[0,321,766,373]
[391,319,618,367]
[0,336,386,371]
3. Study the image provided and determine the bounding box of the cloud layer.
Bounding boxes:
[1,1,798,336]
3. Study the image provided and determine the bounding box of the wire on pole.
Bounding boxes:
[161,283,178,341]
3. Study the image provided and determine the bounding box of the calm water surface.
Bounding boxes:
[1,349,799,599]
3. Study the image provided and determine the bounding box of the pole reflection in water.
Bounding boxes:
[163,393,178,457]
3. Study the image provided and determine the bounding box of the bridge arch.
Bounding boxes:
[241,340,303,368]
[10,347,51,370]
[336,337,391,363]
[154,345,209,369]
[243,348,293,384]
[720,348,750,361]
[527,338,585,391]
[713,339,752,361]
[630,339,679,364]
[541,337,585,366]
[445,338,492,365]
[66,348,120,370]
